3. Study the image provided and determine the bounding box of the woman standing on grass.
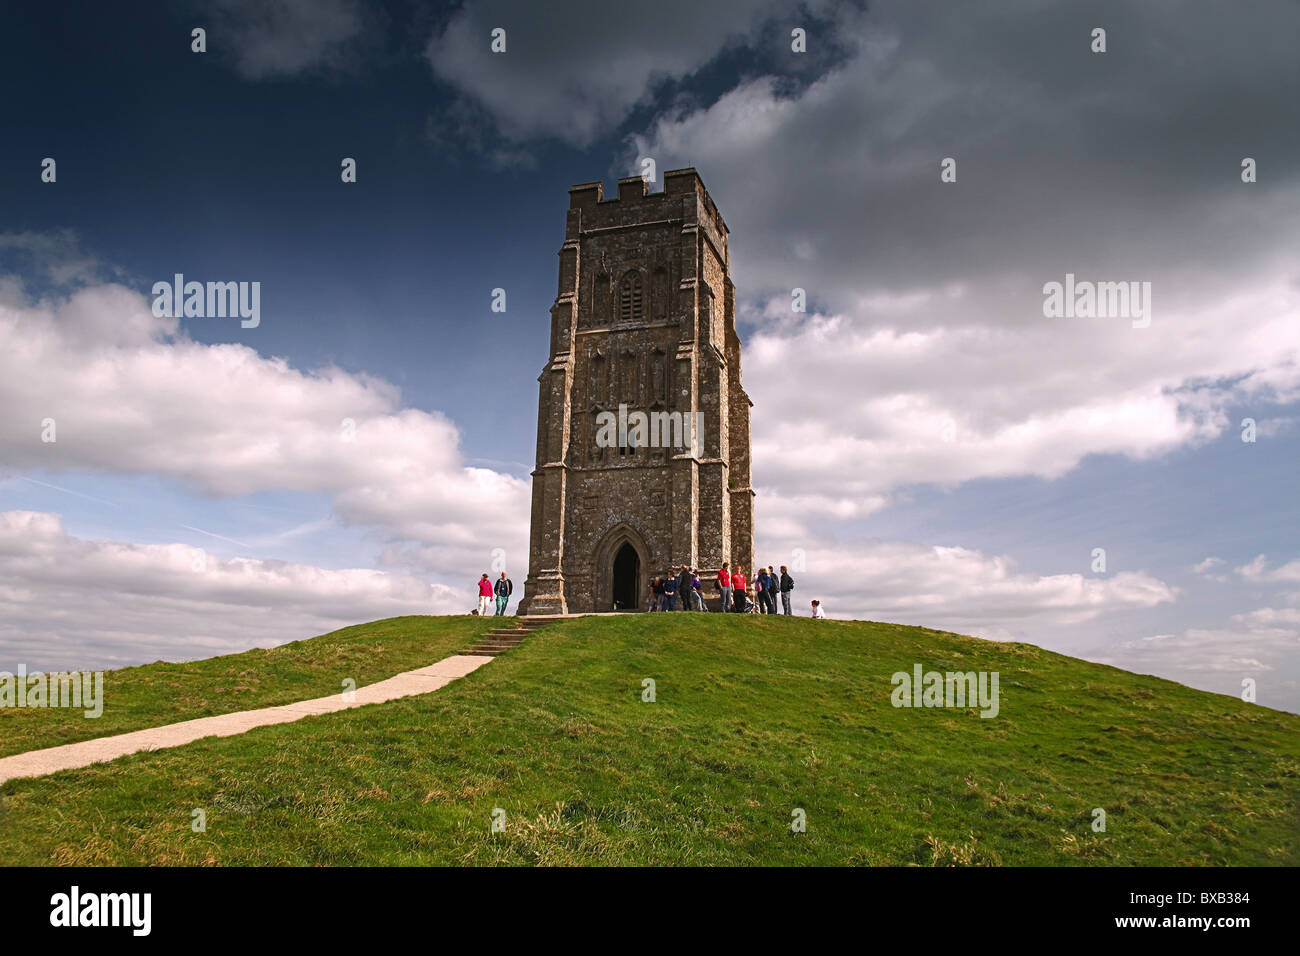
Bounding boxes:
[730,567,748,614]
[690,570,705,611]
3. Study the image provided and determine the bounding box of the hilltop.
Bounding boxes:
[0,614,1296,865]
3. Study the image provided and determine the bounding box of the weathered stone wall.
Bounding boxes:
[519,168,755,614]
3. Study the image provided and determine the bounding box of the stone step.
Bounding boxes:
[464,620,557,656]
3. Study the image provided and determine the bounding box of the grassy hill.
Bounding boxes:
[1,614,1296,866]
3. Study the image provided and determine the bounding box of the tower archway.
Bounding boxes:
[594,522,651,611]
[612,543,639,611]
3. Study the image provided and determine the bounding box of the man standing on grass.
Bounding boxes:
[717,563,732,613]
[678,565,693,611]
[662,572,678,611]
[756,567,772,613]
[779,565,795,616]
[476,573,494,616]
[494,571,513,616]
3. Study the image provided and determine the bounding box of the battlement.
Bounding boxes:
[568,167,728,236]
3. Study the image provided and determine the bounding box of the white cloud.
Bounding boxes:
[1237,555,1300,585]
[0,278,529,577]
[748,527,1176,637]
[1193,556,1228,583]
[0,511,459,670]
[1095,606,1300,712]
[742,292,1300,504]
[625,1,1300,511]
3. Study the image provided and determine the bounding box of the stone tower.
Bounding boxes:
[518,168,755,615]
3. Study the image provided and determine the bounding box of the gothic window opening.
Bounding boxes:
[619,271,644,323]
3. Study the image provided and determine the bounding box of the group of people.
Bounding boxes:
[650,563,821,616]
[648,566,708,611]
[475,565,826,618]
[476,572,513,616]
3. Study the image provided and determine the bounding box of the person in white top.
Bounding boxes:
[810,600,826,619]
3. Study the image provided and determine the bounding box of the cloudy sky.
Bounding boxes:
[1,0,1297,710]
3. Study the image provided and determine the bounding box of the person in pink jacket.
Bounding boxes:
[476,573,494,616]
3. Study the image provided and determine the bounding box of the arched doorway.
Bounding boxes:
[612,543,640,610]
[593,522,651,612]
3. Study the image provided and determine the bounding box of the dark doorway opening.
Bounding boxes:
[612,543,639,610]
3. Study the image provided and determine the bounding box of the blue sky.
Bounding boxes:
[1,0,1297,711]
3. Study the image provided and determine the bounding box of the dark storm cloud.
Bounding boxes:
[423,0,850,148]
[633,0,1300,311]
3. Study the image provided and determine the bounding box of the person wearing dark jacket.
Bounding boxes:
[662,573,678,611]
[779,566,795,616]
[678,566,693,611]
[690,570,705,611]
[765,565,778,613]
[755,568,772,613]
[494,572,513,615]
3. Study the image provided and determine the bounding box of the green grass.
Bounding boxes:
[1,614,1296,866]
[0,615,491,759]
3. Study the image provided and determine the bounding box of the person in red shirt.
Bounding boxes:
[476,573,493,616]
[716,563,732,613]
[730,568,748,613]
